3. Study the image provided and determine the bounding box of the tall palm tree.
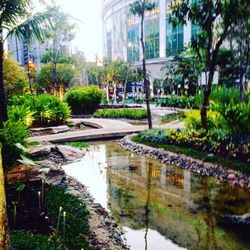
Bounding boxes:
[129,0,156,129]
[0,0,54,128]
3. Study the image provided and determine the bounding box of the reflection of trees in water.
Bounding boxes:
[103,142,250,249]
[194,178,218,250]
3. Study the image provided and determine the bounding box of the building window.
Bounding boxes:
[166,21,183,56]
[127,26,140,63]
[145,17,160,59]
[107,31,112,60]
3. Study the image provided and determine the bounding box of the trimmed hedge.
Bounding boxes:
[94,108,147,119]
[65,86,104,115]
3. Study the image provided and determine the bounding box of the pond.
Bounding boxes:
[63,141,250,250]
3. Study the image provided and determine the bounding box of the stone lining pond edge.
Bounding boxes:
[117,135,250,191]
[28,143,129,250]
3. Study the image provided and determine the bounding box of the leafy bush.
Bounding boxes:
[212,101,250,135]
[157,95,201,109]
[210,86,240,105]
[8,94,71,127]
[136,128,250,163]
[65,86,103,115]
[10,230,57,250]
[184,109,220,131]
[8,105,34,127]
[139,129,168,144]
[46,186,94,250]
[94,108,147,119]
[0,120,30,170]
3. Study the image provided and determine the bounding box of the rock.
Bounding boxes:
[28,145,54,156]
[55,145,84,161]
[30,125,70,134]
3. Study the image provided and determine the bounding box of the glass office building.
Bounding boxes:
[102,0,195,82]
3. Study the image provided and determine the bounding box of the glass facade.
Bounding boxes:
[145,1,160,59]
[107,31,112,60]
[127,26,140,63]
[145,19,160,59]
[166,21,184,56]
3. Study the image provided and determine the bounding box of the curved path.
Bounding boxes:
[29,118,184,143]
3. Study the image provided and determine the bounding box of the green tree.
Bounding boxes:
[3,55,28,98]
[36,63,74,90]
[43,6,76,88]
[217,48,237,86]
[0,0,54,128]
[168,48,204,96]
[169,0,250,131]
[129,0,156,129]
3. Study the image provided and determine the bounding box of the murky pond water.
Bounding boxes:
[63,141,250,250]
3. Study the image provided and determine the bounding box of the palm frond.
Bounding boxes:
[1,0,32,27]
[5,11,56,44]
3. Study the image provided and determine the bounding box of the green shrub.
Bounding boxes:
[10,230,57,250]
[212,100,250,135]
[8,105,34,127]
[94,108,147,119]
[156,95,201,109]
[0,120,30,170]
[184,109,220,130]
[210,86,240,105]
[65,86,104,114]
[137,128,249,163]
[8,94,70,127]
[46,186,94,250]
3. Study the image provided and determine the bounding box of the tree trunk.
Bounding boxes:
[239,72,244,103]
[200,67,215,132]
[140,11,152,129]
[0,146,10,250]
[52,62,57,89]
[0,32,8,128]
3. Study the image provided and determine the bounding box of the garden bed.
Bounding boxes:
[117,135,250,190]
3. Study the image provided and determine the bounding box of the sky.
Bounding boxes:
[54,0,103,61]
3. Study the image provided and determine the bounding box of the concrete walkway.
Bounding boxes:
[29,118,184,143]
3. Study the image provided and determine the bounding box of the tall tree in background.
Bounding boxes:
[129,0,156,129]
[169,0,250,132]
[0,0,54,128]
[43,6,76,89]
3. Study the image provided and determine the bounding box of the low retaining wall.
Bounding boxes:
[117,135,250,191]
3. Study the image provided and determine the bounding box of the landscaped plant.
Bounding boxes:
[135,127,250,164]
[212,100,250,135]
[46,186,94,250]
[10,230,58,250]
[8,105,34,127]
[63,141,90,149]
[8,94,71,127]
[156,95,201,109]
[0,120,30,170]
[184,109,220,131]
[65,86,104,115]
[161,112,184,124]
[94,108,147,119]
